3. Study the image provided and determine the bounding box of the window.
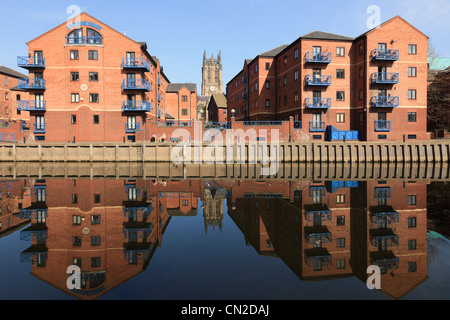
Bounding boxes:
[408,262,417,272]
[265,81,270,89]
[408,112,417,122]
[93,115,100,124]
[408,195,417,206]
[71,115,77,124]
[90,93,99,103]
[91,215,101,225]
[181,95,188,102]
[255,64,258,73]
[70,50,79,60]
[284,96,287,105]
[91,257,101,268]
[294,92,299,102]
[72,194,78,204]
[88,50,98,60]
[336,47,345,57]
[182,200,189,206]
[71,72,79,82]
[336,69,345,79]
[336,113,345,123]
[71,93,80,103]
[408,44,417,55]
[337,238,345,248]
[408,67,417,77]
[408,89,417,100]
[265,62,270,70]
[73,258,82,268]
[336,91,345,101]
[283,56,287,65]
[5,93,8,100]
[72,215,81,225]
[265,99,270,108]
[284,76,287,86]
[359,90,363,100]
[73,237,82,246]
[337,259,346,269]
[294,48,299,59]
[91,236,101,246]
[408,217,417,228]
[294,70,299,80]
[408,134,417,140]
[254,83,258,91]
[359,45,363,55]
[182,109,188,116]
[337,216,345,226]
[89,72,98,81]
[378,135,387,140]
[4,77,8,86]
[408,240,417,250]
[359,112,363,122]
[359,68,363,78]
[337,194,345,204]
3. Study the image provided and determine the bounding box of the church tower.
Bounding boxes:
[202,51,223,96]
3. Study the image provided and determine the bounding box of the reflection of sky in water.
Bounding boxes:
[0,180,449,300]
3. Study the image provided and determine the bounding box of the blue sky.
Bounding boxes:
[1,0,449,90]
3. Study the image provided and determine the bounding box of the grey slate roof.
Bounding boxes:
[166,83,197,93]
[0,66,28,79]
[259,45,290,57]
[211,93,227,109]
[301,31,354,41]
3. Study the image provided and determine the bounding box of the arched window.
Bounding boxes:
[86,28,102,44]
[67,28,83,44]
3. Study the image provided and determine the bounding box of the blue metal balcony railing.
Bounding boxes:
[122,101,151,112]
[371,49,399,61]
[305,233,332,245]
[0,133,16,143]
[374,258,400,271]
[122,79,150,91]
[158,121,193,127]
[124,225,152,241]
[305,75,332,86]
[304,210,332,222]
[375,120,391,132]
[305,51,332,64]
[370,72,399,84]
[375,187,392,199]
[371,235,399,248]
[17,79,46,90]
[370,212,400,225]
[125,122,144,133]
[122,57,151,72]
[309,121,326,132]
[17,56,45,69]
[305,97,332,109]
[33,123,46,134]
[305,254,332,268]
[123,205,152,219]
[370,96,399,108]
[18,100,46,111]
[326,126,360,141]
[19,209,48,220]
[66,36,103,45]
[243,121,282,126]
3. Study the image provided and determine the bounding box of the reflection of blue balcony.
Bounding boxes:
[310,121,326,132]
[122,79,150,91]
[124,243,152,262]
[370,211,400,225]
[370,251,400,272]
[370,232,399,248]
[18,100,46,111]
[123,205,152,219]
[305,232,332,245]
[305,52,332,64]
[20,248,48,265]
[305,75,332,86]
[122,101,151,112]
[375,187,392,199]
[371,49,399,61]
[309,186,326,197]
[20,226,48,242]
[19,209,48,220]
[124,223,152,241]
[370,72,399,84]
[305,97,332,109]
[370,96,399,108]
[375,120,391,132]
[122,57,151,72]
[304,249,332,269]
[17,56,45,69]
[326,181,359,194]
[17,78,46,90]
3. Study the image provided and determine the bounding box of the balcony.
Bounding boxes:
[17,79,46,90]
[304,206,332,222]
[122,57,151,72]
[17,100,46,111]
[124,222,152,241]
[370,211,400,225]
[19,208,48,220]
[123,205,152,219]
[66,36,103,45]
[370,251,400,272]
[122,79,150,91]
[17,56,45,69]
[122,101,151,112]
[371,49,399,61]
[125,122,145,133]
[305,97,332,109]
[304,248,332,269]
[33,123,46,134]
[305,52,332,64]
[309,121,326,132]
[375,120,391,132]
[305,74,332,86]
[326,126,360,141]
[375,187,392,199]
[370,229,399,248]
[370,72,399,84]
[304,226,332,245]
[370,96,399,108]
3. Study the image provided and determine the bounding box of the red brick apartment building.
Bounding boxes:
[15,12,196,143]
[227,16,429,142]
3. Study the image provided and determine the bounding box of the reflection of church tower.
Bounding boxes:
[202,51,223,96]
[203,181,225,234]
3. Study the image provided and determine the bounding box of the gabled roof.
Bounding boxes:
[0,66,28,79]
[301,31,353,41]
[355,15,429,40]
[211,93,227,109]
[166,83,197,93]
[259,45,290,57]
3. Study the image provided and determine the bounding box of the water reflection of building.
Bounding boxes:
[203,181,227,234]
[0,180,31,237]
[17,179,202,300]
[227,179,429,299]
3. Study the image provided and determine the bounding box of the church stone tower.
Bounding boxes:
[202,51,223,96]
